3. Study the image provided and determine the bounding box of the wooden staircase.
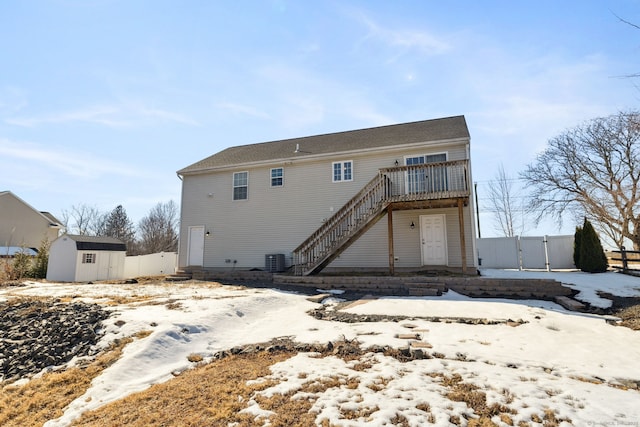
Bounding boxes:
[292,160,471,276]
[292,172,391,275]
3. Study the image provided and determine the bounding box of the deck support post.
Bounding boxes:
[387,206,395,275]
[458,198,467,274]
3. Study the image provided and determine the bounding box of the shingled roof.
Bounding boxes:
[178,115,469,175]
[63,235,127,252]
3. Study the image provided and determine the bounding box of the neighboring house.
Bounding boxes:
[177,115,477,275]
[0,191,62,253]
[47,234,126,282]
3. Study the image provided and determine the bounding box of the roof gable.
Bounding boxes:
[0,191,63,227]
[178,115,469,174]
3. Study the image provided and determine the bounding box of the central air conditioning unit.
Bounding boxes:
[265,254,285,273]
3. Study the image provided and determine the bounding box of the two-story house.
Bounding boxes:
[177,115,477,275]
[0,191,62,253]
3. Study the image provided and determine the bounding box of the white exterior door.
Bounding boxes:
[420,214,447,265]
[187,226,205,266]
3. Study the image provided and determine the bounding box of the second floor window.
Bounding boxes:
[332,161,353,182]
[233,171,248,200]
[271,168,283,187]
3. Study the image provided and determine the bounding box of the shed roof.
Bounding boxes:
[178,115,469,175]
[63,235,127,252]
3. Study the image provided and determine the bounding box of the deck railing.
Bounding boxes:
[292,160,470,275]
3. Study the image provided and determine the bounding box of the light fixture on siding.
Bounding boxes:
[410,221,415,229]
[205,230,210,237]
[395,160,399,166]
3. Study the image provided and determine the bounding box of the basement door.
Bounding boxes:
[420,214,447,265]
[187,225,205,266]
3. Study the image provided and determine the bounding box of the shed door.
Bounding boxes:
[420,214,447,265]
[97,252,112,280]
[187,226,205,266]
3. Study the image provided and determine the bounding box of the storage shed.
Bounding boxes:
[47,234,126,282]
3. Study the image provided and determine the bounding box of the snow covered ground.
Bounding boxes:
[2,269,640,426]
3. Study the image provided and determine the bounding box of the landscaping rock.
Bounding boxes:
[0,298,110,382]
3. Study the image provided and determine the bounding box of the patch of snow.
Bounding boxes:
[480,268,640,308]
[0,270,637,426]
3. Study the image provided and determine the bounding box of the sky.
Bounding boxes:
[1,1,639,237]
[4,269,639,425]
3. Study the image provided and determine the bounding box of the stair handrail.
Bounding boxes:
[293,171,390,274]
[292,160,470,275]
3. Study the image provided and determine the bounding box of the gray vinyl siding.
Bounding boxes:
[0,193,60,249]
[327,207,475,269]
[178,141,474,270]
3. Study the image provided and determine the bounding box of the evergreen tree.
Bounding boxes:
[579,219,608,273]
[30,237,50,279]
[573,225,583,269]
[103,205,136,254]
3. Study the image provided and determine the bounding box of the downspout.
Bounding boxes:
[176,172,184,272]
[466,140,479,271]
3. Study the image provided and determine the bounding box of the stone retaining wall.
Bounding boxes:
[187,269,573,300]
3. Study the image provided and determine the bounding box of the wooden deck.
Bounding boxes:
[292,160,471,276]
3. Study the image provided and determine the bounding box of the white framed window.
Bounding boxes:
[270,167,283,187]
[82,253,96,264]
[332,160,353,182]
[233,171,248,200]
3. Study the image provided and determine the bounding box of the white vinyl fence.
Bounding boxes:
[123,252,177,278]
[477,235,575,270]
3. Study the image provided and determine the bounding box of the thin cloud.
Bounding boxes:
[0,138,141,179]
[135,105,200,126]
[352,11,450,57]
[255,63,394,130]
[5,103,198,128]
[0,86,28,114]
[215,102,271,119]
[5,105,124,127]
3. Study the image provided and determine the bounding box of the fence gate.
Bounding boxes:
[477,235,575,270]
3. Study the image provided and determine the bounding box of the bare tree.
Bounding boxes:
[137,201,179,254]
[521,111,640,249]
[486,164,527,237]
[61,204,107,236]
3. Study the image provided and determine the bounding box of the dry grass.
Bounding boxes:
[62,348,579,427]
[0,338,132,427]
[617,304,640,330]
[71,351,297,427]
[441,373,518,426]
[186,353,204,363]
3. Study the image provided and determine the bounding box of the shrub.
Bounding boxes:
[573,225,583,269]
[10,250,33,280]
[578,219,608,273]
[30,238,50,279]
